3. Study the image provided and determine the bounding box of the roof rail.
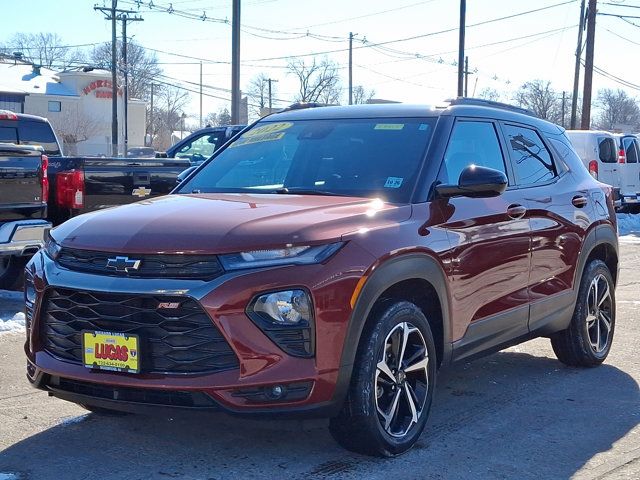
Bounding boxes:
[446,97,536,117]
[278,102,334,113]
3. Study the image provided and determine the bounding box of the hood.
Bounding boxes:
[53,194,411,254]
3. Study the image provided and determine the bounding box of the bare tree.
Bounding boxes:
[246,73,270,115]
[352,85,375,104]
[217,107,232,126]
[49,111,101,155]
[204,111,218,127]
[90,40,162,101]
[593,89,640,131]
[514,80,562,123]
[477,87,501,102]
[287,57,341,104]
[151,86,191,150]
[3,32,83,69]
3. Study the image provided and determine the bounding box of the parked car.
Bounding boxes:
[565,130,622,204]
[0,110,190,225]
[160,125,245,164]
[26,100,619,457]
[0,143,51,289]
[614,133,640,210]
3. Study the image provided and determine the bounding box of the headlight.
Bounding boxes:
[219,242,344,270]
[43,232,61,260]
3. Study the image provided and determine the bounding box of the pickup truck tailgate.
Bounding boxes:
[0,147,45,221]
[81,157,191,212]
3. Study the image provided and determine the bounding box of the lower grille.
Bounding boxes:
[50,377,219,408]
[41,288,239,375]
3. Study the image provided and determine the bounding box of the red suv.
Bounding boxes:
[25,100,618,456]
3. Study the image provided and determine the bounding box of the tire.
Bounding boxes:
[329,301,437,457]
[0,256,26,291]
[551,260,616,367]
[79,404,129,416]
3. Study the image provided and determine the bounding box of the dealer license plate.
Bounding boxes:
[82,331,140,373]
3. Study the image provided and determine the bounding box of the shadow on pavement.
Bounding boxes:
[0,349,638,480]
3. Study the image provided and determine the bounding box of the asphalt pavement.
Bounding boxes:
[0,241,639,480]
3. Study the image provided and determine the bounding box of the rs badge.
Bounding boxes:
[132,187,151,198]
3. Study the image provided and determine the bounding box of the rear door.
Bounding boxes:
[596,135,620,188]
[436,118,532,356]
[500,122,590,333]
[621,136,640,200]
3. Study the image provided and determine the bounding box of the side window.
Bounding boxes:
[440,121,506,184]
[503,124,556,186]
[176,134,220,160]
[597,137,616,163]
[623,138,638,164]
[0,126,17,143]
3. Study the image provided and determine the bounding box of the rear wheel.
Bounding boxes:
[551,260,615,367]
[329,301,436,456]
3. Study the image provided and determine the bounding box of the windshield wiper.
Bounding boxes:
[274,187,343,196]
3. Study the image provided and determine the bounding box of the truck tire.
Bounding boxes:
[0,256,26,291]
[329,301,436,456]
[551,260,615,367]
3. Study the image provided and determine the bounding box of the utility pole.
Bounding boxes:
[457,0,466,97]
[267,78,278,111]
[149,82,154,142]
[199,62,203,128]
[581,0,597,130]
[231,0,241,124]
[349,32,355,105]
[464,56,469,97]
[562,91,567,128]
[122,13,143,156]
[571,0,586,129]
[94,2,141,156]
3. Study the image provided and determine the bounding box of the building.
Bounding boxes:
[0,57,146,155]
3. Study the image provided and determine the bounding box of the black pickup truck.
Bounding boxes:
[0,143,51,289]
[0,110,190,226]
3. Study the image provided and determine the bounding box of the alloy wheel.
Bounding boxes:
[586,273,613,353]
[374,322,429,438]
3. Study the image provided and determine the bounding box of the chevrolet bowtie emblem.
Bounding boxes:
[132,187,151,198]
[106,256,141,273]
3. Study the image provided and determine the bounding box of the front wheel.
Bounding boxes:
[551,259,616,367]
[329,301,437,456]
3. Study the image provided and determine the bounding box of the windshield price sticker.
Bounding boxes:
[374,123,405,130]
[230,131,286,148]
[243,122,293,138]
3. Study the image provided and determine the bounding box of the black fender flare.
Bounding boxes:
[330,253,452,410]
[573,224,619,296]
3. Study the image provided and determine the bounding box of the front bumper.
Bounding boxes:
[0,219,51,256]
[24,244,371,417]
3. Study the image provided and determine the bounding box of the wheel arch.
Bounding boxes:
[575,224,619,292]
[331,253,451,410]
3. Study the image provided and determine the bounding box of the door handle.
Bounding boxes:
[572,195,588,208]
[507,204,527,219]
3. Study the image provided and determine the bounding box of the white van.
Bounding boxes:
[565,130,621,198]
[614,134,640,209]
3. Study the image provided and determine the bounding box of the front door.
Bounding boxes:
[436,119,531,360]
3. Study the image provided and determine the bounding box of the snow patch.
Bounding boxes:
[617,213,640,236]
[0,289,25,334]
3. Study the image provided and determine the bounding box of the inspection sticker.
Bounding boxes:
[384,177,404,188]
[374,123,405,130]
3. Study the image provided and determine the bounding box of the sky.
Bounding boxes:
[1,0,639,124]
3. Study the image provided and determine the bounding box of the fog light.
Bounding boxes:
[269,385,285,399]
[253,290,311,325]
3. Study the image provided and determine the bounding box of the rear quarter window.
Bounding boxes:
[18,120,61,156]
[597,137,617,163]
[0,126,18,143]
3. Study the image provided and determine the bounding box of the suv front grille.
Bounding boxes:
[41,288,239,375]
[56,248,224,280]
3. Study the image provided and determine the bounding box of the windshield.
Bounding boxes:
[177,118,435,203]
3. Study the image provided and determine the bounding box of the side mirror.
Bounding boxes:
[436,165,508,199]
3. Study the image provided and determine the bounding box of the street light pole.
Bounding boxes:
[231,0,241,124]
[267,78,278,111]
[457,0,466,98]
